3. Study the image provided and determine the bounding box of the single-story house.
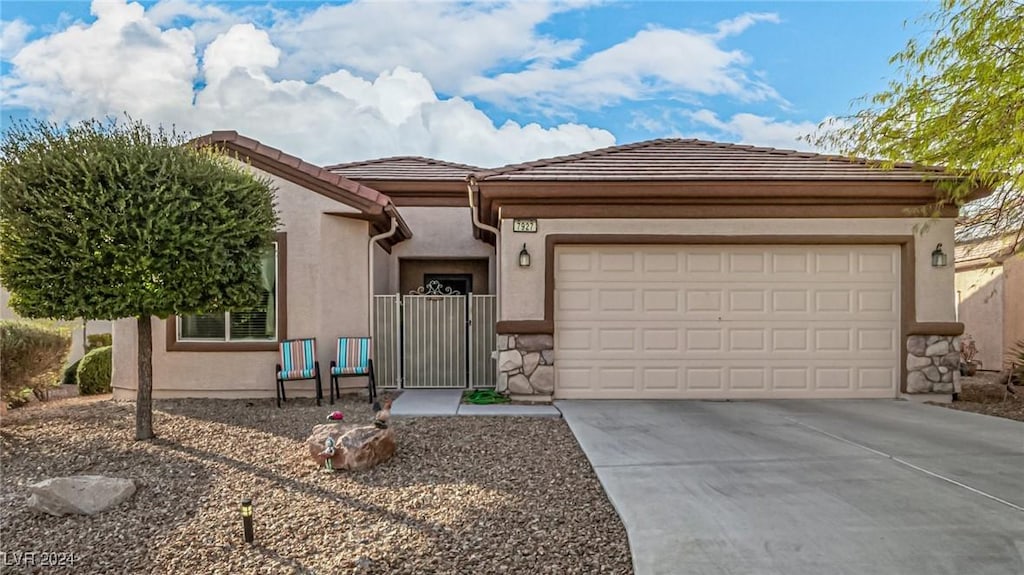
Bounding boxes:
[112,133,980,401]
[955,234,1023,371]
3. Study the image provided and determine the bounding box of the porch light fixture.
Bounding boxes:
[931,243,948,268]
[518,244,531,268]
[240,497,254,543]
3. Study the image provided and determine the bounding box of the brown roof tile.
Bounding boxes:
[327,156,482,181]
[477,138,956,182]
[192,131,412,246]
[196,131,392,210]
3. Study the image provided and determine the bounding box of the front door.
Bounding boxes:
[423,273,473,297]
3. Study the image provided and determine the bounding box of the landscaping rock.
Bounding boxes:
[27,475,136,516]
[0,396,632,575]
[306,423,396,471]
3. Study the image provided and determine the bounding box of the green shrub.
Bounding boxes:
[87,333,112,350]
[62,357,83,387]
[0,320,71,407]
[77,345,112,395]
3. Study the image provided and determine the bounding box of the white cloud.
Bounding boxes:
[686,110,824,151]
[0,19,33,60]
[462,13,781,109]
[712,12,780,40]
[145,0,247,45]
[265,1,588,92]
[1,0,614,167]
[5,1,196,123]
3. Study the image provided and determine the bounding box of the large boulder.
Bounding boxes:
[28,475,136,516]
[306,423,396,471]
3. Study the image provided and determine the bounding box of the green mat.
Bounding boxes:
[463,389,510,405]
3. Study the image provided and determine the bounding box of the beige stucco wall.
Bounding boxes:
[112,164,373,399]
[1,286,112,364]
[956,266,1004,370]
[388,207,495,294]
[374,243,395,294]
[499,217,957,323]
[1003,254,1024,363]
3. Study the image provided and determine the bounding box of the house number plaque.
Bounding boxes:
[513,218,538,233]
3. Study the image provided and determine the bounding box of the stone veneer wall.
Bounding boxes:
[497,334,554,395]
[906,335,960,393]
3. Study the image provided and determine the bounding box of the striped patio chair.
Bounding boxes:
[329,337,377,404]
[276,338,322,408]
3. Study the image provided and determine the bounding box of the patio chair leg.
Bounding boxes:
[276,379,282,408]
[368,360,377,404]
[329,360,336,405]
[315,362,322,407]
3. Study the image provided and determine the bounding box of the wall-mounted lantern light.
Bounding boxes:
[240,497,254,543]
[931,243,948,268]
[518,244,531,268]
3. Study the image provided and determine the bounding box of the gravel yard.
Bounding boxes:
[929,372,1024,422]
[0,395,631,575]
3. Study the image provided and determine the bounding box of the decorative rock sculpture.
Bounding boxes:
[305,400,395,471]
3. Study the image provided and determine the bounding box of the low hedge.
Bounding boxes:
[77,345,112,395]
[87,333,112,351]
[0,320,71,406]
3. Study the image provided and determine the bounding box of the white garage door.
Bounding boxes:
[554,244,900,399]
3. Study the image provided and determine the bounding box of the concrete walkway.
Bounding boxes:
[390,389,561,417]
[558,399,1024,575]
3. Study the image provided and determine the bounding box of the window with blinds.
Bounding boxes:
[178,244,278,342]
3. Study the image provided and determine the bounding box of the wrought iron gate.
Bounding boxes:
[372,281,496,389]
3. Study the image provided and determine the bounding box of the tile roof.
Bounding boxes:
[327,157,482,181]
[477,138,954,182]
[196,131,392,211]
[955,234,1019,266]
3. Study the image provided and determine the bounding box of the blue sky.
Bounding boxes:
[0,1,932,166]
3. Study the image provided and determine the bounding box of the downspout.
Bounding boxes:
[467,175,501,316]
[368,205,400,340]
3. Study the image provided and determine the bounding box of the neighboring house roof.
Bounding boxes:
[327,157,482,181]
[193,131,411,247]
[955,234,1020,270]
[477,138,954,182]
[326,156,483,206]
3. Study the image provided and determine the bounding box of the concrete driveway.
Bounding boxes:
[557,399,1024,575]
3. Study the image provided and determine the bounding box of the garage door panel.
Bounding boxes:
[556,323,897,356]
[730,368,768,391]
[553,244,900,399]
[554,363,896,398]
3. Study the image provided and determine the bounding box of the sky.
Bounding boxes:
[0,0,934,168]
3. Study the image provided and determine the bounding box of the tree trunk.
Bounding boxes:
[136,315,154,440]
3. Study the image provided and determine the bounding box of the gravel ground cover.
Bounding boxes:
[928,372,1024,422]
[0,395,631,575]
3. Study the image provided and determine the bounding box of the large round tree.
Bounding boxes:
[0,118,279,439]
